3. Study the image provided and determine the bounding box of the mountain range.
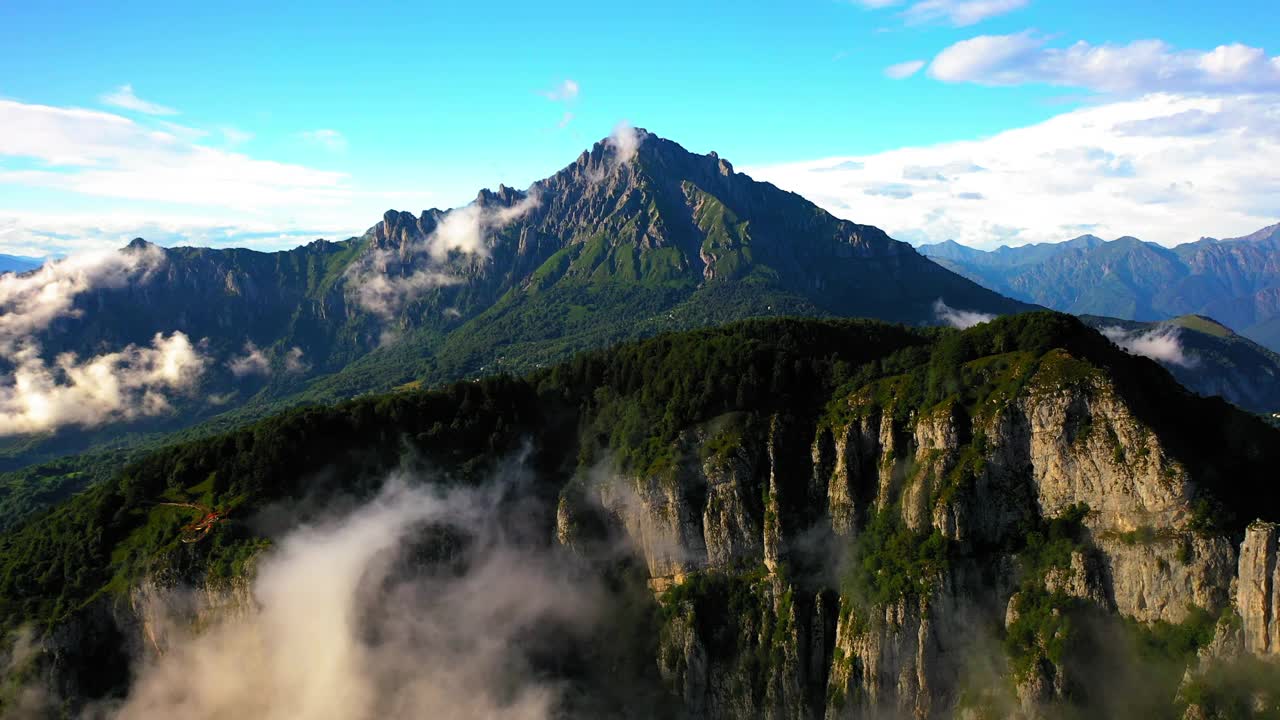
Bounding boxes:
[0,130,1027,513]
[920,224,1280,351]
[0,254,40,275]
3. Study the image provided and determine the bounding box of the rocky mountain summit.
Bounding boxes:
[0,131,1030,526]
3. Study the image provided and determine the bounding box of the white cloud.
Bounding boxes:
[1100,325,1197,368]
[0,245,211,434]
[606,121,641,164]
[300,129,348,152]
[284,347,309,374]
[112,478,603,720]
[744,93,1280,248]
[0,245,165,352]
[228,341,270,377]
[885,60,926,79]
[904,0,1027,26]
[0,332,205,435]
[100,84,178,116]
[349,264,462,320]
[933,299,995,329]
[851,0,1025,24]
[346,193,540,318]
[540,79,580,102]
[427,192,540,261]
[929,34,1280,94]
[0,100,352,210]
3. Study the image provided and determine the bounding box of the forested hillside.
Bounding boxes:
[4,313,1279,719]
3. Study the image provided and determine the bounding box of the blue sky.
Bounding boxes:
[1,0,1277,254]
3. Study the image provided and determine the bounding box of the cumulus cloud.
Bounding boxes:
[228,342,271,377]
[933,299,995,329]
[745,93,1280,247]
[885,60,926,79]
[0,332,205,435]
[111,477,604,720]
[100,84,179,116]
[929,33,1280,94]
[300,129,348,152]
[1100,325,1198,368]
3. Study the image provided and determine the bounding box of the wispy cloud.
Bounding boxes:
[851,0,1026,25]
[1100,325,1198,368]
[745,93,1280,248]
[929,33,1280,94]
[933,298,995,329]
[541,79,580,130]
[885,60,926,79]
[346,192,541,318]
[228,341,270,377]
[100,84,179,116]
[903,0,1028,26]
[540,79,580,102]
[110,477,606,720]
[0,100,350,208]
[300,128,348,152]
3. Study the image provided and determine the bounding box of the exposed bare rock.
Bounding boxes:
[1238,521,1280,654]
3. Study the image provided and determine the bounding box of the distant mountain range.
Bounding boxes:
[1078,314,1280,415]
[919,224,1280,352]
[0,130,1027,487]
[0,254,41,274]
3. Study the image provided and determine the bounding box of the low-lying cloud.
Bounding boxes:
[347,193,540,319]
[0,245,164,352]
[0,332,206,436]
[933,298,995,329]
[108,477,604,720]
[607,122,641,165]
[0,245,211,435]
[1100,325,1198,368]
[227,341,270,377]
[227,342,310,377]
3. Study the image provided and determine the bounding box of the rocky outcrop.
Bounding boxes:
[578,348,1264,719]
[1237,521,1280,654]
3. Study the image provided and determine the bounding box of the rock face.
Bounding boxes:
[560,349,1266,719]
[1238,522,1280,654]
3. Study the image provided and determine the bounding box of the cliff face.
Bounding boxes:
[7,315,1280,718]
[1238,523,1280,655]
[562,348,1274,718]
